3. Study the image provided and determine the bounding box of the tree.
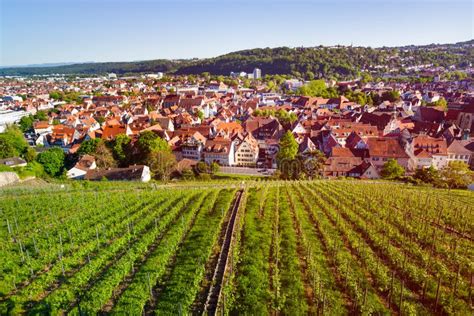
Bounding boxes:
[78,139,101,156]
[112,134,131,165]
[427,98,448,111]
[296,80,327,97]
[19,115,34,132]
[302,150,327,179]
[209,162,220,174]
[0,125,28,159]
[277,131,298,163]
[24,147,37,163]
[49,91,62,100]
[381,91,400,102]
[0,138,18,159]
[93,142,116,169]
[306,71,315,80]
[414,166,441,186]
[196,110,204,121]
[196,161,208,174]
[181,168,195,180]
[380,159,405,180]
[441,161,473,189]
[37,147,65,177]
[34,111,48,121]
[138,131,170,156]
[147,151,177,181]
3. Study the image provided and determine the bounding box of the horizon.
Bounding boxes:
[1,0,473,67]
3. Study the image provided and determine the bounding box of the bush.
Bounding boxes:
[37,147,65,177]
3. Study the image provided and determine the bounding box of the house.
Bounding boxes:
[67,155,97,179]
[457,104,474,136]
[366,138,410,169]
[359,112,398,135]
[415,107,445,124]
[85,165,151,182]
[410,135,448,169]
[101,121,132,140]
[170,131,207,161]
[203,137,235,166]
[0,157,27,168]
[323,157,379,179]
[33,121,52,135]
[232,132,259,166]
[447,140,472,166]
[162,94,180,108]
[244,117,284,142]
[216,121,243,137]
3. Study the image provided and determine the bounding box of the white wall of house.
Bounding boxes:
[235,142,258,166]
[447,153,471,165]
[141,166,151,182]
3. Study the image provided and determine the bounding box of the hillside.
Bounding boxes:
[0,180,473,314]
[1,40,473,78]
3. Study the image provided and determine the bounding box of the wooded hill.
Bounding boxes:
[1,40,473,79]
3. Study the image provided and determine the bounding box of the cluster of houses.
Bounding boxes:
[1,74,473,181]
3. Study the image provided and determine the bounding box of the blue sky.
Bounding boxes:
[0,0,472,66]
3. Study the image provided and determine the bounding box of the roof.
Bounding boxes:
[102,123,127,140]
[418,107,445,123]
[367,138,409,158]
[85,165,147,181]
[0,157,27,166]
[323,156,364,173]
[204,138,232,153]
[447,139,473,155]
[74,155,96,171]
[412,135,448,155]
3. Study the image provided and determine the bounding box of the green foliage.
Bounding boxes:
[1,43,472,79]
[37,147,65,176]
[296,80,338,98]
[209,161,220,174]
[112,134,131,165]
[180,168,195,180]
[196,110,204,120]
[0,125,28,159]
[23,147,37,162]
[380,159,405,180]
[147,150,176,181]
[441,161,473,189]
[253,109,297,125]
[78,139,101,156]
[138,131,170,157]
[19,115,34,132]
[427,97,448,111]
[48,90,83,103]
[277,131,298,164]
[33,111,48,121]
[413,166,441,186]
[344,90,368,105]
[93,142,116,169]
[381,90,400,102]
[196,161,208,174]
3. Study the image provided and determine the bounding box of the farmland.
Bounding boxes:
[0,180,473,315]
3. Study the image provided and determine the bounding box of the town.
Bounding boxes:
[0,66,473,187]
[1,0,473,314]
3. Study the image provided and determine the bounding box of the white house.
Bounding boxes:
[67,155,97,179]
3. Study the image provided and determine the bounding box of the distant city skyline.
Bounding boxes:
[0,0,472,67]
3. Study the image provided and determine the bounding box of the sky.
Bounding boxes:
[0,0,473,67]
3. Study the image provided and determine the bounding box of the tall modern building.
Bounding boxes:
[253,68,262,79]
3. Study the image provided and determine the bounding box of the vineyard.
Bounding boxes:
[0,180,473,315]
